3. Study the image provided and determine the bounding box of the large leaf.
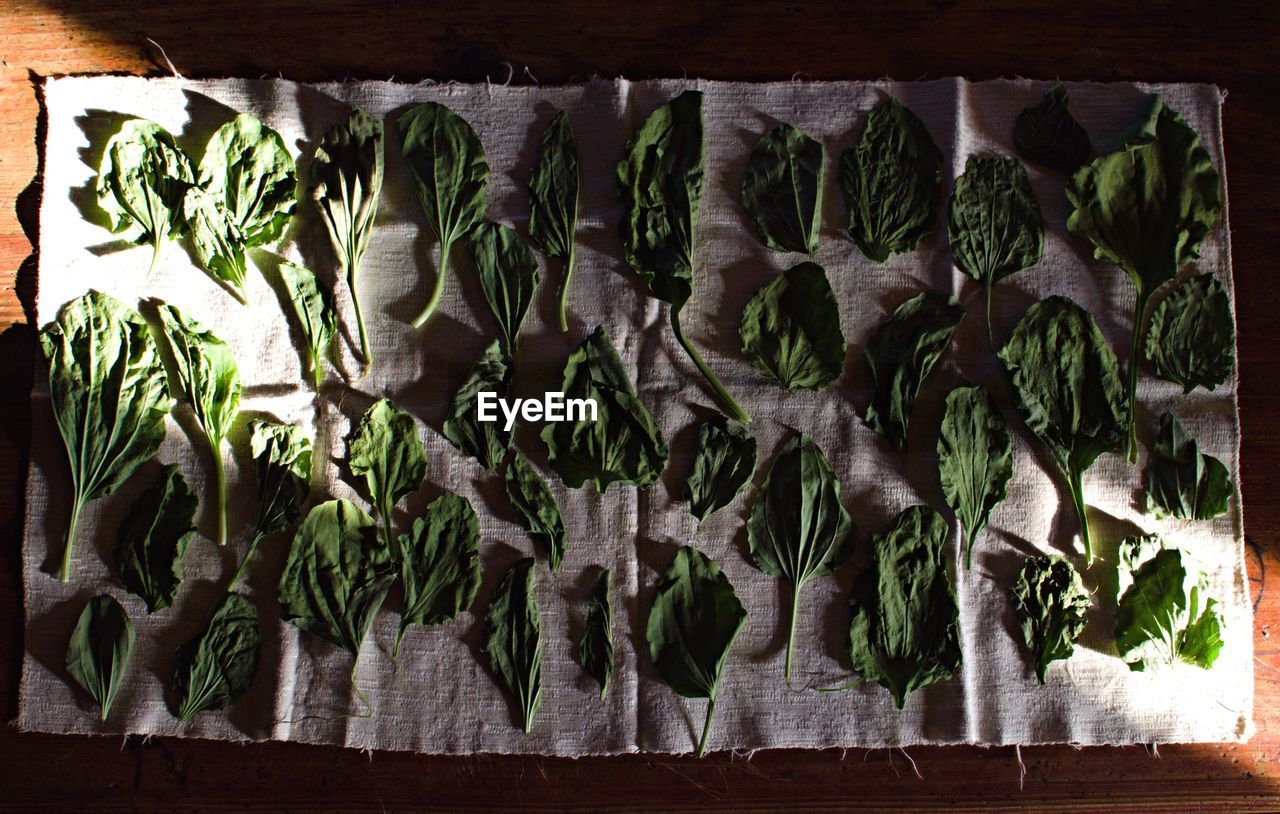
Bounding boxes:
[1010,555,1090,684]
[747,434,853,685]
[1144,273,1235,393]
[1013,83,1092,174]
[528,109,580,332]
[231,420,312,591]
[171,592,261,720]
[578,569,614,699]
[1144,412,1233,521]
[646,545,747,757]
[484,557,543,733]
[443,341,512,472]
[937,385,1013,569]
[42,292,171,582]
[862,289,964,450]
[395,492,481,655]
[1114,535,1224,671]
[348,398,427,555]
[847,505,960,709]
[398,102,489,328]
[740,261,846,391]
[685,415,757,522]
[741,122,823,255]
[181,185,249,302]
[504,450,567,571]
[198,113,297,246]
[466,222,539,357]
[999,296,1126,563]
[277,260,337,390]
[113,464,197,613]
[839,96,943,262]
[66,594,135,721]
[540,326,668,492]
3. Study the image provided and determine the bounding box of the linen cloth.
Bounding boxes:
[18,77,1251,755]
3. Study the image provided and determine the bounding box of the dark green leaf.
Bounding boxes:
[182,185,249,303]
[443,341,512,472]
[839,96,943,262]
[278,260,337,390]
[394,492,481,656]
[938,385,1013,569]
[233,419,313,591]
[862,289,964,450]
[741,123,824,254]
[465,222,539,357]
[685,415,757,522]
[66,594,135,722]
[1013,83,1092,174]
[1010,555,1090,684]
[847,506,960,709]
[528,109,580,333]
[1115,534,1224,671]
[114,464,197,613]
[484,557,543,733]
[42,292,171,582]
[348,398,427,555]
[747,434,853,685]
[1144,273,1235,393]
[740,261,846,391]
[646,545,747,757]
[504,450,567,571]
[198,113,297,247]
[171,592,261,720]
[577,569,614,699]
[1145,412,1233,521]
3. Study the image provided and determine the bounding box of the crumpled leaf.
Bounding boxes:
[66,594,136,722]
[938,385,1013,569]
[394,492,481,656]
[1145,412,1233,521]
[862,289,964,450]
[999,296,1126,563]
[42,292,171,582]
[1144,273,1235,394]
[466,222,539,357]
[847,505,960,709]
[1013,83,1092,174]
[646,545,747,757]
[484,557,543,733]
[747,433,853,685]
[1010,555,1090,684]
[528,109,580,332]
[839,96,943,262]
[741,122,824,254]
[577,569,614,699]
[685,414,757,522]
[181,185,249,303]
[1115,534,1224,671]
[231,420,312,591]
[114,464,197,613]
[278,260,337,390]
[740,261,846,391]
[443,341,512,472]
[171,592,261,720]
[541,325,668,492]
[349,398,427,555]
[198,113,297,246]
[505,450,567,571]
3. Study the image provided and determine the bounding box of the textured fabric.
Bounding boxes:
[19,77,1251,755]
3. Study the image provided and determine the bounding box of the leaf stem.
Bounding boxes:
[59,491,84,582]
[984,276,995,349]
[148,239,162,277]
[1124,289,1151,464]
[226,530,265,593]
[213,440,229,547]
[670,310,750,424]
[785,582,801,686]
[347,258,371,367]
[411,240,450,329]
[696,696,717,758]
[1067,465,1092,564]
[556,245,575,334]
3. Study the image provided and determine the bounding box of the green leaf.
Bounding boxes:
[394,492,481,656]
[230,419,312,591]
[1067,96,1222,462]
[113,464,197,613]
[277,499,395,659]
[171,592,261,720]
[66,594,136,722]
[847,505,960,709]
[646,545,747,757]
[947,155,1044,344]
[504,450,567,571]
[685,415,757,522]
[277,260,337,390]
[741,122,824,254]
[862,289,964,450]
[1145,412,1233,521]
[1114,534,1224,671]
[443,341,512,472]
[348,398,427,556]
[938,385,1013,569]
[95,119,195,273]
[465,222,540,357]
[198,113,297,247]
[999,296,1126,563]
[1010,555,1090,684]
[617,90,749,424]
[181,185,249,303]
[42,292,171,582]
[740,261,846,391]
[398,102,489,328]
[577,569,614,699]
[528,109,580,333]
[839,96,943,262]
[153,302,241,547]
[1013,83,1092,174]
[540,325,668,492]
[310,107,384,366]
[484,557,543,733]
[747,433,853,685]
[1144,273,1235,393]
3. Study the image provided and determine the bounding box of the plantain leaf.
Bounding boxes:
[740,261,846,391]
[1144,273,1235,394]
[348,398,427,556]
[198,113,297,246]
[181,185,249,303]
[277,260,337,391]
[1114,534,1224,671]
[484,557,543,733]
[505,450,567,571]
[528,109,580,332]
[741,123,824,254]
[465,222,540,357]
[443,341,512,472]
[171,592,261,720]
[114,464,197,613]
[1010,554,1091,684]
[685,414,757,522]
[577,569,614,699]
[938,385,1013,569]
[1144,412,1233,521]
[1013,83,1092,174]
[66,594,135,721]
[394,492,481,655]
[231,419,312,591]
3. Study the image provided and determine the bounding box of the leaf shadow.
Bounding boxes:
[71,108,139,257]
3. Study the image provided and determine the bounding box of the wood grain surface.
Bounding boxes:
[1,1,1277,811]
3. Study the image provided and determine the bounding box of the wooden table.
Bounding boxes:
[2,2,1276,810]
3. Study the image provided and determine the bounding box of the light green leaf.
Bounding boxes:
[685,414,757,522]
[113,464,197,613]
[1145,412,1233,521]
[528,109,580,332]
[443,341,512,472]
[740,261,846,391]
[1114,534,1224,671]
[484,557,543,733]
[578,569,613,699]
[465,222,539,357]
[1010,555,1090,684]
[348,399,427,557]
[395,492,481,656]
[1013,83,1092,174]
[278,260,337,390]
[742,122,824,254]
[229,420,312,591]
[182,185,249,303]
[1144,273,1235,393]
[66,594,136,722]
[504,450,566,571]
[171,592,261,721]
[198,113,297,246]
[938,385,1013,569]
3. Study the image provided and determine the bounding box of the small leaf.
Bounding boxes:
[443,341,513,472]
[1013,83,1092,174]
[685,415,757,522]
[1144,412,1233,521]
[171,592,261,720]
[1010,555,1090,684]
[484,557,543,733]
[1144,273,1235,393]
[277,260,337,390]
[395,492,481,656]
[741,123,824,254]
[348,399,427,555]
[577,569,614,699]
[182,186,249,302]
[465,222,540,357]
[938,385,1013,569]
[113,464,197,613]
[740,261,846,391]
[234,419,313,591]
[505,450,567,571]
[66,594,135,721]
[1115,534,1224,671]
[528,110,580,333]
[198,113,297,246]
